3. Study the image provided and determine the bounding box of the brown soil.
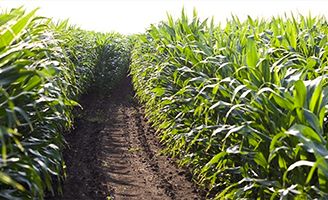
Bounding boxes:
[47,77,205,200]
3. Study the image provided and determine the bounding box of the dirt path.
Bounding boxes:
[49,77,204,200]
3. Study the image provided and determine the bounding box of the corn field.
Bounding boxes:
[1,6,328,200]
[0,8,130,199]
[130,11,328,199]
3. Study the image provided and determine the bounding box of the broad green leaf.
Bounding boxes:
[287,124,323,144]
[293,80,306,108]
[0,9,38,50]
[246,36,258,67]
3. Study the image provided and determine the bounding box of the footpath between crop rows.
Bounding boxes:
[47,77,204,200]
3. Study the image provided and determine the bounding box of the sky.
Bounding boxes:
[0,0,327,34]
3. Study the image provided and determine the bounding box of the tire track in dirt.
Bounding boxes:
[47,77,204,200]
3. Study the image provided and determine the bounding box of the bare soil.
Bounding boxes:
[48,77,205,200]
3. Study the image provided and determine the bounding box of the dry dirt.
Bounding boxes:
[47,77,205,200]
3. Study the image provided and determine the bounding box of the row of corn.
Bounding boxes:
[0,8,131,199]
[130,10,328,199]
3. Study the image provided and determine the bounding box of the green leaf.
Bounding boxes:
[0,171,25,191]
[254,152,268,169]
[293,80,306,108]
[309,79,323,114]
[287,124,323,144]
[246,36,258,67]
[201,152,227,173]
[152,87,165,96]
[0,9,38,50]
[303,109,322,136]
[273,93,294,111]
